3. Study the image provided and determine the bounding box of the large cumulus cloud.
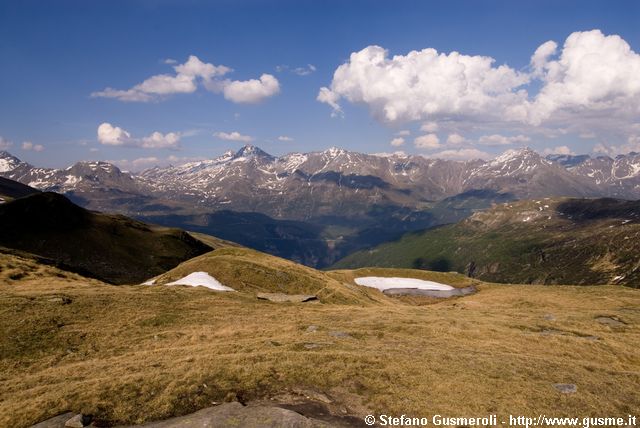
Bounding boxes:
[318,30,640,151]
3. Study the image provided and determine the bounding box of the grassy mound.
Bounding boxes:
[151,247,381,305]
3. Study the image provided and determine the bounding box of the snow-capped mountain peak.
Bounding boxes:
[0,151,25,173]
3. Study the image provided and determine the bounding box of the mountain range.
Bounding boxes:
[2,146,640,267]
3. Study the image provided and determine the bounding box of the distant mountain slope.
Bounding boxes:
[3,147,640,269]
[0,192,214,284]
[0,177,40,201]
[332,198,640,287]
[4,147,640,223]
[464,148,600,198]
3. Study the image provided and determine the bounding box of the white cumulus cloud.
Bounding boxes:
[317,45,529,123]
[21,142,45,152]
[420,122,439,133]
[93,55,279,104]
[390,137,405,147]
[529,30,640,125]
[478,134,531,146]
[445,133,466,146]
[593,135,640,156]
[542,145,575,155]
[97,123,181,149]
[0,136,13,150]
[213,131,254,142]
[97,123,133,146]
[414,133,441,149]
[141,131,181,149]
[318,30,640,151]
[222,74,280,104]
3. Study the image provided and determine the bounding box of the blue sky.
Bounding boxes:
[1,0,639,170]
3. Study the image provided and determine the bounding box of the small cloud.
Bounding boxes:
[97,122,181,149]
[542,145,575,156]
[414,133,441,149]
[97,123,132,146]
[0,136,13,150]
[89,147,100,153]
[445,133,466,146]
[278,135,294,142]
[593,135,640,156]
[420,122,439,133]
[276,64,316,76]
[478,134,530,146]
[396,130,411,137]
[140,131,181,149]
[163,58,178,64]
[21,141,45,152]
[213,131,254,142]
[579,132,596,139]
[292,64,316,76]
[373,151,407,157]
[428,148,491,160]
[390,137,405,147]
[222,74,280,104]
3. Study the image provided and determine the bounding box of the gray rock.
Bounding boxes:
[47,296,72,305]
[328,331,353,339]
[257,293,318,303]
[382,285,477,298]
[303,342,332,349]
[543,314,556,321]
[29,412,75,428]
[553,384,577,394]
[305,325,319,333]
[137,402,332,427]
[64,414,92,427]
[595,316,627,327]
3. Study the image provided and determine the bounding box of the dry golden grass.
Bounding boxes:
[0,249,104,285]
[151,247,386,304]
[0,257,639,427]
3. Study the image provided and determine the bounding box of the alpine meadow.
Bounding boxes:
[1,1,639,427]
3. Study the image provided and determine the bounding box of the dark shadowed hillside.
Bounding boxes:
[0,177,40,201]
[0,192,214,284]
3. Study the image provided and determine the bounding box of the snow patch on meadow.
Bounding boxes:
[166,272,235,291]
[354,276,454,292]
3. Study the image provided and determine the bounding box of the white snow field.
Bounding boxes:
[354,276,454,292]
[166,272,235,291]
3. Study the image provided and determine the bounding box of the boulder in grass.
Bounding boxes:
[553,384,577,394]
[257,293,318,303]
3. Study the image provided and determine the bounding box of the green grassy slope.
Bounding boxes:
[332,198,640,287]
